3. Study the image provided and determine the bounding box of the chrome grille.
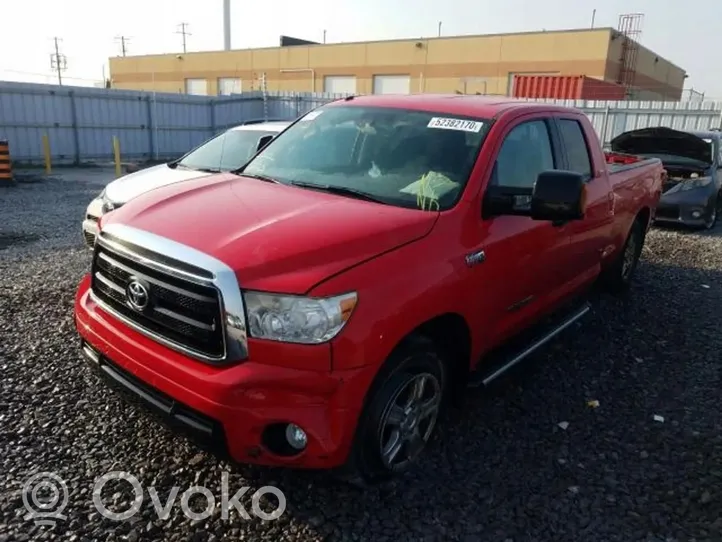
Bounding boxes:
[91,240,225,360]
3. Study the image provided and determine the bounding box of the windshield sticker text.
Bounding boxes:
[427,117,484,133]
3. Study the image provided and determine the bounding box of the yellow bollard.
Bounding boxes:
[112,136,121,178]
[42,134,52,174]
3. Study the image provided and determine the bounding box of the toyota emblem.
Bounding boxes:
[125,279,150,312]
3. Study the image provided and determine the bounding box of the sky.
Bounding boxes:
[0,0,718,98]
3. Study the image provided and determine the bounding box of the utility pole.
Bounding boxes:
[114,35,130,57]
[176,22,191,53]
[438,21,442,37]
[49,37,67,86]
[323,30,327,44]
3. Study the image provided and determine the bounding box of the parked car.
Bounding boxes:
[75,95,663,483]
[82,121,290,248]
[610,127,722,230]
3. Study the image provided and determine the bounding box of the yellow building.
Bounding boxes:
[109,27,686,100]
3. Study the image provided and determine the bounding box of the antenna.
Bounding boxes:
[176,22,191,53]
[114,35,131,57]
[49,37,68,86]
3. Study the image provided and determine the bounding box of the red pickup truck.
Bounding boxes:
[75,95,663,483]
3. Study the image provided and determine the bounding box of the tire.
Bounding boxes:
[342,335,448,485]
[600,217,645,293]
[702,196,721,230]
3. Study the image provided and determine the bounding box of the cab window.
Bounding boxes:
[492,120,555,189]
[558,119,593,180]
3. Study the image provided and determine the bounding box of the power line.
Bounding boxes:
[0,68,100,83]
[176,22,191,53]
[49,37,68,86]
[114,35,131,57]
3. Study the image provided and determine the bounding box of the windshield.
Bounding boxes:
[177,129,276,172]
[240,105,490,211]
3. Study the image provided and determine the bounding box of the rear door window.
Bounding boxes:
[558,119,593,180]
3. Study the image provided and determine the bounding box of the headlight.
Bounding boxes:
[99,190,123,214]
[680,178,713,190]
[244,291,358,344]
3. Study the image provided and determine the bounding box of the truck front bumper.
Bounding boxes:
[74,275,375,470]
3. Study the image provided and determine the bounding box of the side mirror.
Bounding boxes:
[531,170,586,222]
[256,135,274,151]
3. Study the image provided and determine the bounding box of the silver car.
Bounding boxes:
[82,120,290,248]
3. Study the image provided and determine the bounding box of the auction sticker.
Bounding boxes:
[427,117,484,132]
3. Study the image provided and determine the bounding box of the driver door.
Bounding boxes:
[477,117,572,344]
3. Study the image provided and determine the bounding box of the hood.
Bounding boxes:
[610,127,712,165]
[104,164,214,204]
[103,174,437,294]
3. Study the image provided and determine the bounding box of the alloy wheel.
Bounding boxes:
[704,203,719,230]
[378,372,442,471]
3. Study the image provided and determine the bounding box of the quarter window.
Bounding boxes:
[492,120,555,189]
[558,119,593,180]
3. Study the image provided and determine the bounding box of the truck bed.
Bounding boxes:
[605,151,662,175]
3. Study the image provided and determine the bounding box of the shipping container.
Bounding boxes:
[512,75,627,101]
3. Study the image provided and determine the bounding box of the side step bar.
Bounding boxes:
[468,302,591,388]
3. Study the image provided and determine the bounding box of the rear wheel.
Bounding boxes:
[344,335,447,485]
[600,217,645,293]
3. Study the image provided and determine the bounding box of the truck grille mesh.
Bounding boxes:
[90,243,225,359]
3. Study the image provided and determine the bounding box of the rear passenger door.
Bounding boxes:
[555,116,614,283]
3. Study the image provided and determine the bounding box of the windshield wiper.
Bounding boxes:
[288,181,389,205]
[239,172,283,184]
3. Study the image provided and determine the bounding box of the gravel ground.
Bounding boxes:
[2,176,722,542]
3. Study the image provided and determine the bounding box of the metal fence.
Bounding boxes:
[0,81,346,165]
[1,80,721,165]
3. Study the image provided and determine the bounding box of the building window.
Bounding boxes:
[185,78,208,95]
[218,77,242,95]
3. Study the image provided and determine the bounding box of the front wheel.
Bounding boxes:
[599,217,645,293]
[345,336,447,485]
[702,197,721,230]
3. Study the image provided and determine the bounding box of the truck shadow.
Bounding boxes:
[229,258,722,539]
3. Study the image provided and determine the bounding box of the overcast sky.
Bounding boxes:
[0,0,717,98]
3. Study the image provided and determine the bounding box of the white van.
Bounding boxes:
[82,120,290,248]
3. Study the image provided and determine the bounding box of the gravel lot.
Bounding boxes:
[2,173,722,542]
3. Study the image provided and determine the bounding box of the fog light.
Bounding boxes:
[692,210,703,219]
[285,424,307,450]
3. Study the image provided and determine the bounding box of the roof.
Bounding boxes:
[324,94,581,119]
[228,121,290,132]
[688,130,722,140]
[114,27,616,60]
